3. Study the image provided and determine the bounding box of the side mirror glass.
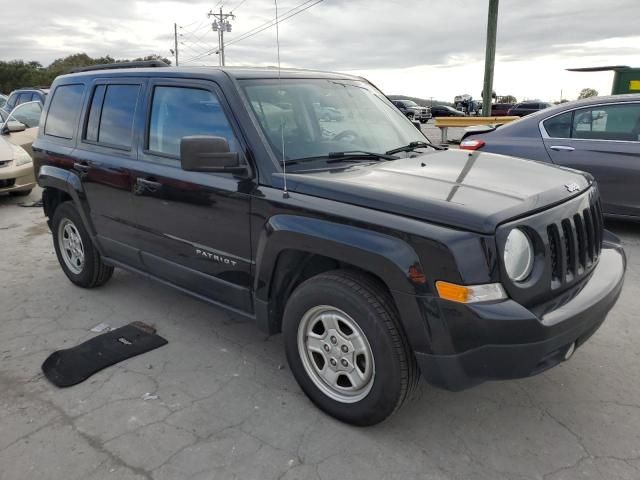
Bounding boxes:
[180,136,246,174]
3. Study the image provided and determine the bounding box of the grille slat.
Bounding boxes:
[573,214,587,271]
[561,219,576,279]
[583,208,596,262]
[546,197,603,290]
[547,225,561,282]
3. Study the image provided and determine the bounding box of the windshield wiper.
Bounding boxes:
[281,150,397,166]
[385,141,443,155]
[326,150,398,163]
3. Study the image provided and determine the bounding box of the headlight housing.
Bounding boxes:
[504,228,534,282]
[12,144,32,166]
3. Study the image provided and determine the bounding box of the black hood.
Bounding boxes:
[279,149,593,234]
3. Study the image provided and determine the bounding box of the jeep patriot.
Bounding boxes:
[33,62,626,425]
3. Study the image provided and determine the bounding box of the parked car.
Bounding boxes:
[430,105,465,117]
[1,87,48,115]
[491,103,515,116]
[392,99,431,123]
[507,101,552,117]
[461,94,640,220]
[33,62,625,425]
[0,101,42,196]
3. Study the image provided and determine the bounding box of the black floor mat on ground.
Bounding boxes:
[42,321,168,387]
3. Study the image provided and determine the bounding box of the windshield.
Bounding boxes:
[241,79,426,165]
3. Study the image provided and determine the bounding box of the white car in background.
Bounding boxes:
[0,101,42,196]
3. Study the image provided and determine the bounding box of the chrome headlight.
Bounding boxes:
[504,228,534,282]
[12,144,32,166]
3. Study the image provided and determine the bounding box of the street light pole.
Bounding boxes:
[482,0,499,117]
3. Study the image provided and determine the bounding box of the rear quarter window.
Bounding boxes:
[44,84,85,139]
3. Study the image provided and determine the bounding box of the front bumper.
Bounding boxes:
[415,240,626,391]
[0,161,36,193]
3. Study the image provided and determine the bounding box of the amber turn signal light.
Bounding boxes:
[435,281,507,303]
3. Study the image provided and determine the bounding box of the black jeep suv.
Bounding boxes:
[33,63,626,425]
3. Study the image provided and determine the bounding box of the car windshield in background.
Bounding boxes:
[241,79,426,164]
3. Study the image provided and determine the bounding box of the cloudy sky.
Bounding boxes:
[2,0,639,101]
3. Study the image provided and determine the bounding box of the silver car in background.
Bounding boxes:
[462,94,640,220]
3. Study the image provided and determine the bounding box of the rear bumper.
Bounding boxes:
[415,241,625,391]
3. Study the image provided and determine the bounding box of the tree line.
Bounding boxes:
[0,53,171,93]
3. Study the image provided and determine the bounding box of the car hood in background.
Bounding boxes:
[284,149,593,234]
[0,137,14,161]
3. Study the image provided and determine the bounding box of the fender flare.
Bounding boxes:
[253,215,431,349]
[255,215,425,299]
[38,165,98,239]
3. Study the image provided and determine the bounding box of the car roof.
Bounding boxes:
[57,66,364,82]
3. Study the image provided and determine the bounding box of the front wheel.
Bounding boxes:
[51,201,114,288]
[283,270,418,425]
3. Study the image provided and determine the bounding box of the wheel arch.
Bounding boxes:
[253,215,429,344]
[39,165,97,240]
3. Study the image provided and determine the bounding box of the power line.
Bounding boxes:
[230,0,248,13]
[181,0,323,64]
[226,0,319,48]
[225,0,323,48]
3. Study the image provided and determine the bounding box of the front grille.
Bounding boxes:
[0,178,16,188]
[547,198,603,288]
[0,160,11,168]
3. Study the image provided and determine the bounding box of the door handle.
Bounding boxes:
[74,162,90,172]
[549,145,575,152]
[136,177,162,191]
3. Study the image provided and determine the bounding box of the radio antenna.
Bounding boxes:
[274,0,289,199]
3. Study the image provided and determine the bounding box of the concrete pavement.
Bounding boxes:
[1,188,639,480]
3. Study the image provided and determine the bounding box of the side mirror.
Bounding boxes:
[5,121,26,133]
[180,136,246,174]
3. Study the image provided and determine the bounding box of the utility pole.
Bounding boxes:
[482,0,499,117]
[173,23,179,66]
[208,7,234,66]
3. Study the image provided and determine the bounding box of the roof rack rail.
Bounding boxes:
[69,60,170,74]
[18,86,50,90]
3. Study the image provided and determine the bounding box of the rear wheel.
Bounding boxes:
[283,270,418,425]
[52,202,114,288]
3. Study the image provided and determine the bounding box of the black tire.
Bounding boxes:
[10,188,32,196]
[283,270,419,426]
[420,119,428,124]
[51,201,114,288]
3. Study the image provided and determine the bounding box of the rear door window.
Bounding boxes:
[572,103,640,141]
[543,111,573,138]
[16,92,33,105]
[44,84,85,139]
[84,84,140,149]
